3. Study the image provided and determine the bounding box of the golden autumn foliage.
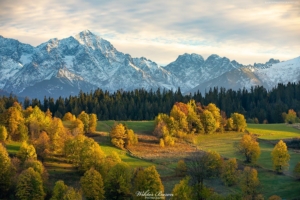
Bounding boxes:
[16,167,45,200]
[80,168,105,200]
[133,166,164,200]
[238,134,261,163]
[271,140,290,173]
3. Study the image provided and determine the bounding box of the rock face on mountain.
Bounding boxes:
[0,30,299,99]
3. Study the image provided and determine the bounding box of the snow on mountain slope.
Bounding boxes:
[0,36,34,88]
[165,53,242,88]
[1,30,186,98]
[187,57,300,94]
[0,31,299,99]
[254,56,300,89]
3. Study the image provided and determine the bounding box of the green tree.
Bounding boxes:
[51,180,82,200]
[80,168,105,200]
[201,110,217,134]
[0,125,8,142]
[239,167,260,199]
[271,140,290,173]
[105,162,132,199]
[51,180,68,200]
[175,159,187,176]
[231,113,247,132]
[187,151,222,200]
[0,143,12,197]
[221,158,238,186]
[63,187,82,200]
[133,166,164,200]
[238,133,261,163]
[16,167,45,200]
[171,176,193,200]
[293,161,300,179]
[24,158,48,182]
[17,142,37,163]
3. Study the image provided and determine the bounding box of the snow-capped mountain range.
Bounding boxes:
[0,30,299,99]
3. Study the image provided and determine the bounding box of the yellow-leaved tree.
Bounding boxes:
[80,168,105,200]
[171,176,193,200]
[16,167,45,200]
[0,143,12,197]
[271,140,290,173]
[239,167,260,199]
[238,133,261,164]
[133,165,164,200]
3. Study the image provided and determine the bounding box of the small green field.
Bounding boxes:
[247,123,300,139]
[97,120,155,134]
[195,123,300,198]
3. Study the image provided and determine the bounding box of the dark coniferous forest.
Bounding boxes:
[1,82,300,123]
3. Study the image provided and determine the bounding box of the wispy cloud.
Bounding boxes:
[0,0,299,65]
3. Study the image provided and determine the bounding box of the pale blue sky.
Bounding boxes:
[0,0,299,65]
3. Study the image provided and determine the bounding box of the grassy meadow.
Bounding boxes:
[5,121,300,199]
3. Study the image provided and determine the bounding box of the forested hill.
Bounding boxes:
[1,82,300,123]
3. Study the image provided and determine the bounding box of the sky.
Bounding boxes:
[0,0,299,66]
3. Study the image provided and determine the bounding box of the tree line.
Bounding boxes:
[0,81,300,123]
[0,103,165,200]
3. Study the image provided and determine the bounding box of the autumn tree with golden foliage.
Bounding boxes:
[0,125,7,142]
[0,143,12,197]
[221,158,238,186]
[238,133,261,163]
[105,162,132,199]
[271,140,290,173]
[239,167,261,199]
[133,166,164,200]
[171,176,193,200]
[16,167,45,200]
[17,142,37,163]
[80,168,105,200]
[64,134,106,173]
[231,112,247,132]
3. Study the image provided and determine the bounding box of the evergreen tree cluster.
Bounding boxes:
[1,82,300,123]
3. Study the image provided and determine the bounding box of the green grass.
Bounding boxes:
[6,141,21,155]
[97,120,155,134]
[196,132,245,159]
[247,123,300,140]
[257,169,300,199]
[195,124,300,198]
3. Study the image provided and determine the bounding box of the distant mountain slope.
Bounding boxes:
[188,57,300,94]
[0,30,299,99]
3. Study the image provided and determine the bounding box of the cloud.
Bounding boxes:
[0,0,299,65]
